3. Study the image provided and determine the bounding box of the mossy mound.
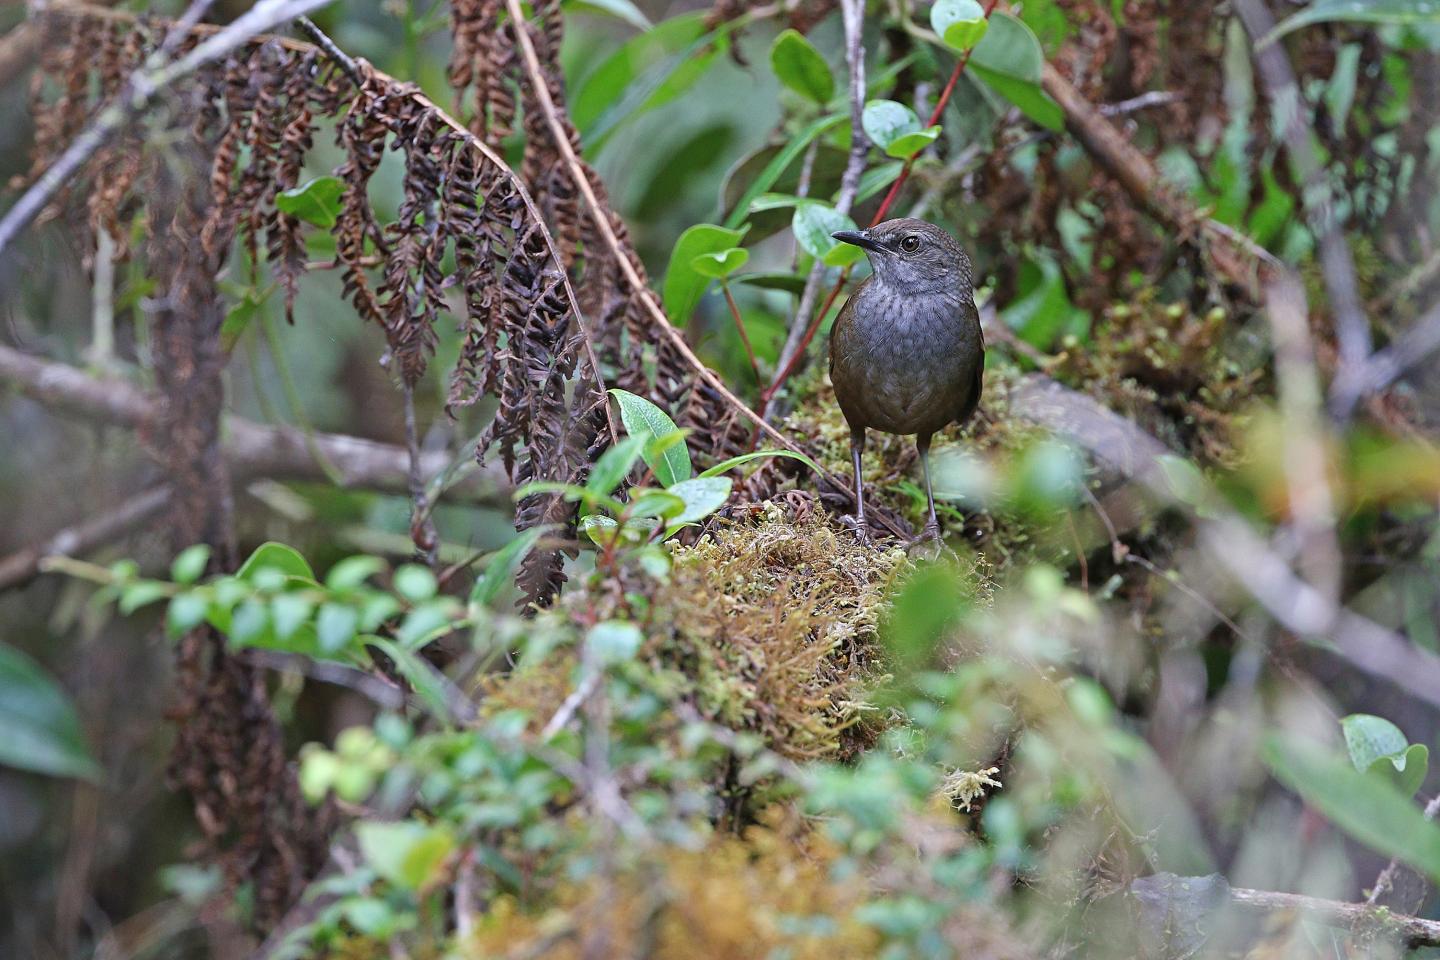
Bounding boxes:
[655,504,911,761]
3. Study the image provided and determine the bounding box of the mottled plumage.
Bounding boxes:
[828,218,985,540]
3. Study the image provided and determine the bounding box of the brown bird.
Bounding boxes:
[828,218,985,542]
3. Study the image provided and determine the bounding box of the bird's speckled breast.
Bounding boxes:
[829,277,983,437]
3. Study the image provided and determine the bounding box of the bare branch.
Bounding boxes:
[1040,63,1273,298]
[772,0,868,383]
[0,485,171,591]
[0,344,506,496]
[1233,0,1372,380]
[1009,375,1440,710]
[1331,294,1440,417]
[1229,884,1440,949]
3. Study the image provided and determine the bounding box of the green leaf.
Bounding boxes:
[1263,733,1440,884]
[587,620,644,663]
[931,0,990,51]
[723,113,846,230]
[367,638,455,722]
[237,541,316,584]
[969,13,1064,131]
[862,100,942,159]
[317,603,360,654]
[792,203,867,268]
[697,448,823,478]
[167,593,209,637]
[1342,714,1429,797]
[573,13,722,150]
[747,192,807,214]
[662,223,749,322]
[770,28,835,104]
[355,820,455,891]
[170,544,211,585]
[732,271,809,294]
[393,564,438,603]
[470,527,550,607]
[275,176,345,228]
[1342,713,1409,771]
[397,600,458,649]
[271,594,314,641]
[629,489,688,520]
[119,581,170,614]
[1262,0,1440,46]
[609,389,694,487]
[665,476,733,525]
[0,642,101,781]
[587,435,649,497]
[690,247,750,279]
[326,556,388,592]
[581,514,620,546]
[568,0,651,30]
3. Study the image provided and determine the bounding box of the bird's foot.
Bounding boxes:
[908,522,954,561]
[840,514,876,548]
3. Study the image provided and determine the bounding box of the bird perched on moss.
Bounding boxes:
[829,218,984,542]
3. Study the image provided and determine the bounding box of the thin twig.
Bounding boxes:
[1331,294,1440,417]
[0,485,171,591]
[767,0,872,406]
[1229,884,1440,949]
[402,381,439,566]
[720,281,762,384]
[1233,0,1372,388]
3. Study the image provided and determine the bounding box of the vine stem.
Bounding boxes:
[760,0,1000,411]
[720,281,762,385]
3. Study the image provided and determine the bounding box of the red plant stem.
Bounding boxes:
[722,281,763,384]
[760,0,999,408]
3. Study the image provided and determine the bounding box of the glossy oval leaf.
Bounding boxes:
[770,28,835,104]
[666,476,734,526]
[691,247,750,279]
[609,389,694,487]
[662,223,749,321]
[1342,713,1409,771]
[581,514,620,546]
[628,489,688,520]
[793,203,867,268]
[0,642,101,781]
[930,0,990,51]
[275,176,345,228]
[969,13,1065,131]
[237,541,316,584]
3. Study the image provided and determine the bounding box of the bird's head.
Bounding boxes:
[831,218,973,297]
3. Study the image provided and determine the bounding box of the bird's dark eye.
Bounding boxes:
[900,235,921,252]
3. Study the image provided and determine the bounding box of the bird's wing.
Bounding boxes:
[956,308,984,424]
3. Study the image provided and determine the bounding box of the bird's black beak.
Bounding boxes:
[831,229,884,253]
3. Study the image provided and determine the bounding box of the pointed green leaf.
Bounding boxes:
[1262,0,1440,46]
[690,247,750,279]
[770,28,835,103]
[662,223,749,321]
[792,203,867,268]
[665,476,733,525]
[609,389,693,487]
[470,527,551,607]
[697,448,823,478]
[0,643,101,781]
[237,541,316,584]
[969,13,1064,131]
[275,176,345,228]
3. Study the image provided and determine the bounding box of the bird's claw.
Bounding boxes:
[840,513,876,548]
[908,522,953,561]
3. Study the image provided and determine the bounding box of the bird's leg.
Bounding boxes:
[917,433,942,542]
[846,427,873,546]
